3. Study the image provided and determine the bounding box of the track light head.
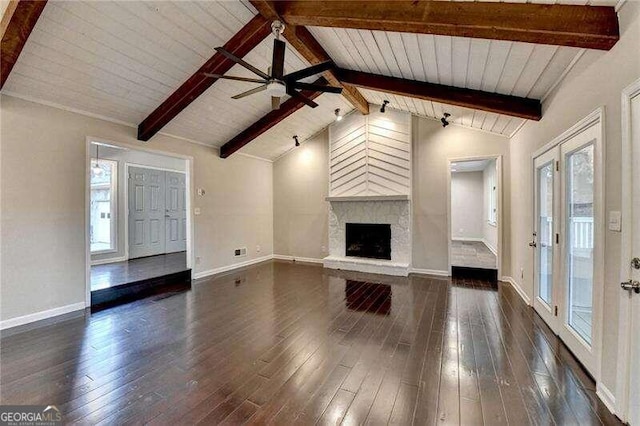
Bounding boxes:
[441,112,451,127]
[380,100,390,113]
[334,108,343,121]
[293,135,300,147]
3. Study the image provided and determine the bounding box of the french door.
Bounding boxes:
[532,114,602,376]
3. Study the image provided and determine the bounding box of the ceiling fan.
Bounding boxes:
[204,21,343,110]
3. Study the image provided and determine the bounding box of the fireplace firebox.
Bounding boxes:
[345,223,391,260]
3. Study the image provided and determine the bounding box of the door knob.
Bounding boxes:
[529,241,537,248]
[621,280,640,294]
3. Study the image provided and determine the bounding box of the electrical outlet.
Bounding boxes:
[196,256,201,265]
[256,245,261,253]
[321,245,326,253]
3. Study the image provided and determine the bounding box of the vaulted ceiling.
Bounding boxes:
[1,0,620,161]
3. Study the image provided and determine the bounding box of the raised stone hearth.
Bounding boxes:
[324,200,411,276]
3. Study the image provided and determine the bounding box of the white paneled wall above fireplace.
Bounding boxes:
[329,108,411,198]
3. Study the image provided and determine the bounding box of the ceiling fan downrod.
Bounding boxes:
[271,20,285,40]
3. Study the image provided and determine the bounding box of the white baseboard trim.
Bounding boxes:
[91,255,126,266]
[482,238,498,256]
[193,255,274,280]
[596,383,617,416]
[273,254,324,264]
[501,276,531,306]
[410,268,450,277]
[0,302,86,331]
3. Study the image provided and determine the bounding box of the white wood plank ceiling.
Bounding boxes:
[1,0,618,160]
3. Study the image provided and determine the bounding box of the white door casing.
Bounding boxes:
[165,171,187,253]
[617,78,640,425]
[128,166,166,259]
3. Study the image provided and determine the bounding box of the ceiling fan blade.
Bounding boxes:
[292,82,343,94]
[287,86,318,108]
[283,60,334,82]
[215,47,270,80]
[271,39,286,79]
[203,73,266,84]
[231,84,268,99]
[271,96,281,110]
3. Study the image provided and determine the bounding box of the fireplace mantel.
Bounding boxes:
[325,195,409,202]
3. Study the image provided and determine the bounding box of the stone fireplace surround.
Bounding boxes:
[323,197,411,276]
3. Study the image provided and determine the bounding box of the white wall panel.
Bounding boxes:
[329,109,411,197]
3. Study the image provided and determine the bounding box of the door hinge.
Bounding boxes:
[554,306,558,316]
[555,160,559,171]
[556,233,559,244]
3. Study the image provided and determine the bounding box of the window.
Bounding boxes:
[90,159,117,253]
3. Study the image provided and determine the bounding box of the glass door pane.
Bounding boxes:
[538,163,554,305]
[566,143,594,344]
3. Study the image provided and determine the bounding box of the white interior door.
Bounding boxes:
[533,148,561,333]
[532,114,602,377]
[165,171,187,253]
[129,166,166,259]
[625,83,640,426]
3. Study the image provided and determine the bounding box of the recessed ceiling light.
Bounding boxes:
[335,108,343,121]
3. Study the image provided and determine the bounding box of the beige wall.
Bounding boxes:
[509,1,640,393]
[451,171,485,240]
[273,130,329,260]
[413,117,510,273]
[273,116,510,274]
[0,95,273,322]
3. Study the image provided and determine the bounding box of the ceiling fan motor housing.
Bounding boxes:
[266,80,287,98]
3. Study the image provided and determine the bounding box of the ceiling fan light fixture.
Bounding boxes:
[266,80,286,98]
[92,145,104,176]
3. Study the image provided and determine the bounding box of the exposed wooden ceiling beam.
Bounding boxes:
[219,77,327,158]
[250,0,369,115]
[1,0,48,89]
[275,0,619,50]
[336,68,541,121]
[137,15,272,141]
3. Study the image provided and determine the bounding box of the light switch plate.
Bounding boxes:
[608,210,621,232]
[194,207,201,216]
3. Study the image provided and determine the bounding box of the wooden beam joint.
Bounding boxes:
[137,15,272,141]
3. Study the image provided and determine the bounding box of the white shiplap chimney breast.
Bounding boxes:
[324,108,412,276]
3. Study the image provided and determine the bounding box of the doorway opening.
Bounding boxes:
[448,157,501,282]
[86,140,193,309]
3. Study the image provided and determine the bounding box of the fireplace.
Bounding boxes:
[345,223,391,260]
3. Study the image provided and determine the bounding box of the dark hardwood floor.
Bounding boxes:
[91,252,188,291]
[0,261,620,425]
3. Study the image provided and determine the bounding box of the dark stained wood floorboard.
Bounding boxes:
[0,261,622,425]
